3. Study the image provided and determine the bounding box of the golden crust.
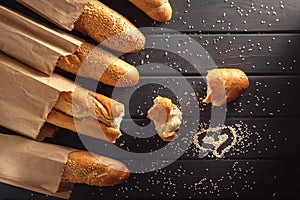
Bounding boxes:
[56,42,139,87]
[75,0,145,53]
[203,68,250,106]
[54,87,124,128]
[46,110,121,143]
[62,151,130,186]
[160,133,178,142]
[129,0,172,22]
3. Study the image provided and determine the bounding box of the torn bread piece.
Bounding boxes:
[147,96,182,141]
[129,0,173,22]
[47,87,124,143]
[203,68,250,106]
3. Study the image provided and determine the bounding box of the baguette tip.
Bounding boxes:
[203,68,249,106]
[75,0,146,53]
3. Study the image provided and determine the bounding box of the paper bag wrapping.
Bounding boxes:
[0,52,116,142]
[0,52,75,140]
[0,5,83,75]
[16,0,90,31]
[0,133,75,199]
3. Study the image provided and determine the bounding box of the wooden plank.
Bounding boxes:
[1,160,299,199]
[87,76,299,118]
[2,117,297,162]
[118,118,300,160]
[57,74,300,118]
[4,0,300,34]
[15,118,296,160]
[99,0,300,32]
[1,1,300,200]
[166,0,300,32]
[3,2,300,75]
[124,34,300,75]
[2,117,299,177]
[183,118,300,159]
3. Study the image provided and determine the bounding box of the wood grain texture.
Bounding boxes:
[119,118,300,160]
[100,0,300,32]
[24,118,299,160]
[0,159,299,199]
[124,34,300,75]
[0,0,299,199]
[97,76,299,118]
[3,0,300,33]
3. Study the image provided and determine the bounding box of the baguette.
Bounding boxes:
[62,151,130,187]
[1,5,139,87]
[46,87,124,142]
[129,0,172,22]
[147,96,182,141]
[203,68,250,106]
[57,42,139,87]
[46,110,121,142]
[75,0,146,53]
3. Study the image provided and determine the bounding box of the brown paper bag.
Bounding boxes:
[0,52,116,142]
[0,52,75,140]
[16,0,90,31]
[0,5,83,75]
[0,133,76,199]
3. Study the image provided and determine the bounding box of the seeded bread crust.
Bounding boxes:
[56,42,139,87]
[62,151,130,186]
[75,0,145,53]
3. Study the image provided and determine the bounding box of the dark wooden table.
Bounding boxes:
[1,0,300,199]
